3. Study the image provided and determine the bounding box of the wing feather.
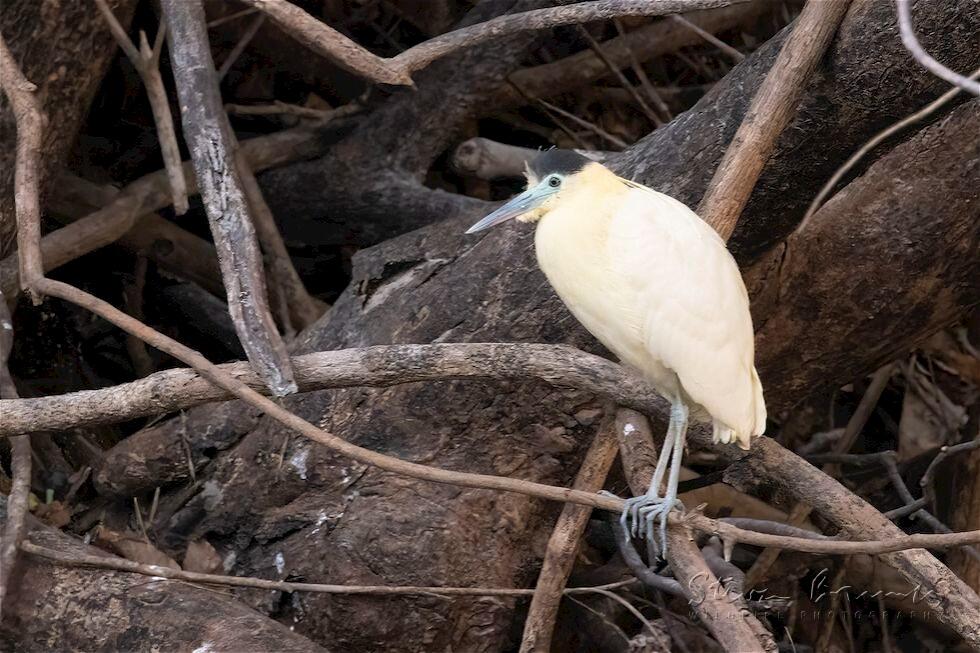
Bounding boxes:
[607,184,765,440]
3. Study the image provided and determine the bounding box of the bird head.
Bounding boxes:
[465,149,595,234]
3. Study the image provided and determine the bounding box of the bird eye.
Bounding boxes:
[548,176,561,188]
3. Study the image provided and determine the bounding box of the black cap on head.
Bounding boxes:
[529,149,591,179]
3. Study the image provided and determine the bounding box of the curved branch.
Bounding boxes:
[896,0,980,95]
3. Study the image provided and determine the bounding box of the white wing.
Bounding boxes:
[607,185,766,444]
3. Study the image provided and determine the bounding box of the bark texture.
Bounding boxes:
[0,0,137,257]
[0,497,328,653]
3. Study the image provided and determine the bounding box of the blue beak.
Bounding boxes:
[465,181,557,234]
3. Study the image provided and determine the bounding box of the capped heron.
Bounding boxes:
[467,150,766,554]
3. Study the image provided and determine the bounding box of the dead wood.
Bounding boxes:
[950,440,980,591]
[0,0,137,258]
[519,415,619,652]
[256,0,979,260]
[697,0,853,240]
[239,0,742,86]
[161,0,295,396]
[45,174,226,298]
[3,0,977,650]
[0,293,29,619]
[501,2,773,107]
[614,0,980,260]
[94,0,188,216]
[0,121,333,300]
[0,498,328,653]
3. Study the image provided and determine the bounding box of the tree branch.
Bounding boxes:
[0,33,44,299]
[697,0,853,239]
[0,122,330,301]
[519,414,620,652]
[161,0,295,395]
[94,0,188,215]
[614,411,772,651]
[0,292,30,620]
[895,0,980,95]
[0,345,697,437]
[240,0,746,86]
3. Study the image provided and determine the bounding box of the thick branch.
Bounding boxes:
[615,411,770,651]
[161,0,295,395]
[0,345,665,436]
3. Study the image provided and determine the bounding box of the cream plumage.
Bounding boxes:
[467,149,766,553]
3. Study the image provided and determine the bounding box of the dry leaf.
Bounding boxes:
[183,539,222,574]
[34,500,71,528]
[95,526,181,570]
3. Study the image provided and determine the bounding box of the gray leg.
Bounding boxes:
[618,397,689,555]
[620,414,677,538]
[640,400,688,555]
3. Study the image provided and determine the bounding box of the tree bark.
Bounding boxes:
[0,0,137,258]
[0,498,328,653]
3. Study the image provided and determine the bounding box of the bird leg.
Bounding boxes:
[619,398,689,557]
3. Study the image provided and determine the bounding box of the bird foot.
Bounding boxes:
[621,493,685,558]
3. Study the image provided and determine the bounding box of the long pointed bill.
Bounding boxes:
[465,182,557,234]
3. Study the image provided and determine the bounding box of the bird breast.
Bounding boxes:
[533,190,679,396]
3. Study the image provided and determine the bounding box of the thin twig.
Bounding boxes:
[21,540,635,598]
[697,0,853,240]
[225,100,361,121]
[0,34,42,618]
[612,18,671,123]
[536,97,628,149]
[0,35,44,300]
[670,14,744,62]
[577,26,661,124]
[94,0,188,215]
[0,292,30,620]
[234,145,325,331]
[520,415,620,652]
[0,123,332,300]
[895,0,979,95]
[746,364,893,585]
[921,438,980,497]
[207,6,260,29]
[878,451,980,563]
[217,13,265,80]
[800,67,980,227]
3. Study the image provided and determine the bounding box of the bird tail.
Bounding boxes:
[751,366,767,437]
[712,367,767,450]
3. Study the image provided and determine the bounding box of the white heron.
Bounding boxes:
[466,149,766,554]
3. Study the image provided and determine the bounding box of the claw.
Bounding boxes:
[618,494,684,557]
